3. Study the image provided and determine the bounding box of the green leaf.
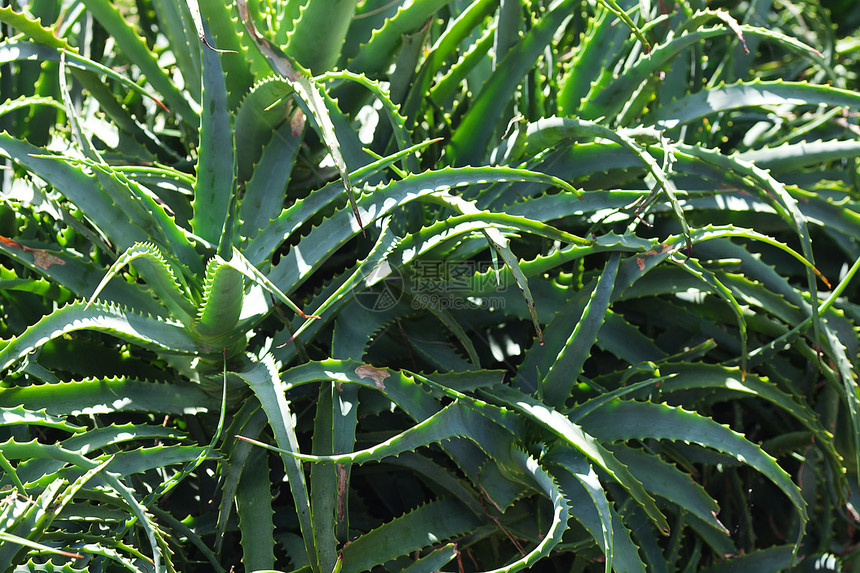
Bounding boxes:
[0,378,219,416]
[79,0,197,123]
[340,498,481,573]
[699,545,795,573]
[0,301,202,372]
[446,0,577,165]
[542,252,621,406]
[190,22,237,250]
[236,447,276,571]
[0,406,85,434]
[87,242,197,326]
[579,400,807,550]
[481,384,669,535]
[237,0,361,232]
[233,355,317,572]
[192,256,245,344]
[286,0,360,74]
[646,80,860,130]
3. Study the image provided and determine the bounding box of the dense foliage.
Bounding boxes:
[0,0,859,571]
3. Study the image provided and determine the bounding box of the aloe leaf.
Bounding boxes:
[233,355,317,573]
[87,242,197,326]
[264,400,569,572]
[673,256,749,375]
[392,452,486,519]
[0,132,149,249]
[309,383,340,572]
[68,157,200,271]
[0,531,82,560]
[254,400,511,467]
[738,139,860,173]
[151,0,201,99]
[75,544,149,572]
[342,444,567,573]
[596,0,651,51]
[546,452,616,573]
[0,478,66,567]
[0,44,169,117]
[598,310,668,365]
[481,384,669,534]
[582,25,827,121]
[318,70,413,163]
[237,0,360,232]
[345,0,451,78]
[610,226,827,301]
[0,378,218,416]
[655,363,842,473]
[238,118,300,238]
[699,545,796,573]
[0,301,200,374]
[277,360,515,492]
[57,53,100,163]
[429,21,494,106]
[579,400,807,549]
[286,0,359,73]
[41,152,203,271]
[233,77,295,185]
[190,21,237,251]
[419,191,587,343]
[821,316,860,482]
[290,218,399,341]
[190,0,255,108]
[610,444,729,536]
[542,252,621,406]
[647,80,860,130]
[48,446,206,482]
[0,238,165,316]
[338,498,481,573]
[69,425,185,453]
[0,5,75,51]
[0,405,85,434]
[0,95,64,117]
[192,256,245,344]
[401,0,497,128]
[556,466,665,573]
[399,543,458,573]
[511,278,591,393]
[446,0,576,166]
[279,211,566,359]
[331,299,406,361]
[263,166,577,291]
[243,140,444,267]
[236,447,276,571]
[143,363,227,512]
[79,0,197,123]
[557,4,632,116]
[216,401,268,553]
[513,117,690,250]
[222,247,316,321]
[0,440,165,571]
[674,147,824,350]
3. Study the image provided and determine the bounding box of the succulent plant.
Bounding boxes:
[0,0,858,572]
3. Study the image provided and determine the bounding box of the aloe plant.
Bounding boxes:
[0,0,858,572]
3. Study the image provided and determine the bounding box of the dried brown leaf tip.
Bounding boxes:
[336,463,348,520]
[32,250,65,270]
[0,235,65,269]
[354,364,390,390]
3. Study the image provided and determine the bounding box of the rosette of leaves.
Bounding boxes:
[0,1,858,573]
